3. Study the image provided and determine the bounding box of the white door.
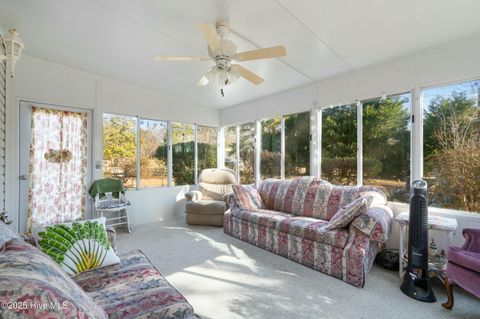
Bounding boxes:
[19,101,93,232]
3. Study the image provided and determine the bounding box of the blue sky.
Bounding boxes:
[423,79,479,109]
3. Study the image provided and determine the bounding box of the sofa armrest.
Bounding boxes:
[462,228,480,253]
[106,225,117,252]
[350,205,393,243]
[223,192,237,210]
[185,190,203,202]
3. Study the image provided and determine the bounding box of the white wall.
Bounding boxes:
[6,55,219,232]
[221,33,480,124]
[220,32,480,251]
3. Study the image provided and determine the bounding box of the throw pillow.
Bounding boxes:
[0,239,107,318]
[232,184,264,210]
[32,217,120,276]
[325,196,371,230]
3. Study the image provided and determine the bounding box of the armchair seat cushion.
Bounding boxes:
[447,246,480,273]
[186,200,226,215]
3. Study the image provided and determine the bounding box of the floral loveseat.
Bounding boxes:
[223,177,393,287]
[0,224,199,319]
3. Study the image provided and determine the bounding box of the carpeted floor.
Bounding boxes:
[117,217,480,319]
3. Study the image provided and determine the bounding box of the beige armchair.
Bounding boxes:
[185,168,237,226]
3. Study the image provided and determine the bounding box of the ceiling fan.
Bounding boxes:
[153,22,287,96]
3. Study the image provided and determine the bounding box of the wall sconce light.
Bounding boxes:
[0,28,25,77]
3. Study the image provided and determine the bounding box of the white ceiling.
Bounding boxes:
[1,0,480,109]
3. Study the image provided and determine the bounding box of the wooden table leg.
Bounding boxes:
[441,276,455,310]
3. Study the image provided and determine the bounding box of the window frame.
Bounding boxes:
[102,113,218,190]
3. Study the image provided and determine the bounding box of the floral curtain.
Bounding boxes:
[28,107,88,229]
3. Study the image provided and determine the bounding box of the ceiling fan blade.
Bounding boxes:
[153,56,210,62]
[233,45,287,62]
[231,64,264,85]
[196,23,223,53]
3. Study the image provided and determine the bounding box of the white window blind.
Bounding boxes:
[0,44,6,212]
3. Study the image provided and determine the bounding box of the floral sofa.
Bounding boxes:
[223,177,393,287]
[0,224,199,319]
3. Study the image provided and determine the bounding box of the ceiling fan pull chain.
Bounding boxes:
[220,88,224,97]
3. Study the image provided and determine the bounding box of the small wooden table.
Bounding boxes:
[395,212,458,279]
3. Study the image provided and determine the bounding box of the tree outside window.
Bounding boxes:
[363,94,411,202]
[261,117,281,179]
[224,126,237,172]
[102,114,137,188]
[239,123,255,184]
[171,122,195,185]
[197,125,218,172]
[284,112,310,179]
[322,104,357,185]
[140,119,168,188]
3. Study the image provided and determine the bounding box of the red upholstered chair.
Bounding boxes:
[443,228,480,309]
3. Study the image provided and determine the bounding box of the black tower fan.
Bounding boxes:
[400,180,436,302]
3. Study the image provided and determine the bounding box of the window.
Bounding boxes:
[363,94,411,202]
[322,104,357,185]
[239,122,255,184]
[197,125,218,172]
[261,117,281,179]
[423,79,480,212]
[103,114,137,188]
[224,125,237,171]
[284,112,310,179]
[139,119,168,188]
[172,122,195,186]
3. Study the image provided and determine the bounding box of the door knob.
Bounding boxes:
[19,175,27,180]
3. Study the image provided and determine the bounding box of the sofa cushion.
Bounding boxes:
[277,217,349,248]
[325,196,371,230]
[259,177,322,214]
[32,217,121,276]
[231,208,291,229]
[300,181,334,219]
[198,168,236,200]
[185,200,226,215]
[73,250,198,319]
[447,246,480,273]
[199,182,233,201]
[199,168,236,184]
[0,239,107,319]
[232,184,264,210]
[258,177,388,221]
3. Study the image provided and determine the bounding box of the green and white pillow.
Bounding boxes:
[32,217,120,276]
